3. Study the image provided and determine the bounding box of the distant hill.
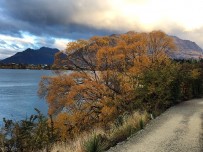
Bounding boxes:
[68,34,203,61]
[171,36,203,59]
[56,33,203,69]
[1,47,59,65]
[106,33,203,59]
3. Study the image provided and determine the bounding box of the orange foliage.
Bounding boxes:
[39,31,176,139]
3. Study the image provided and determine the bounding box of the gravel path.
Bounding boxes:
[107,99,203,152]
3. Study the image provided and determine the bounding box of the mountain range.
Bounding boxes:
[1,47,59,65]
[0,35,203,66]
[172,36,203,59]
[61,34,203,69]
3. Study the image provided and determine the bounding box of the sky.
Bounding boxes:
[1,0,203,59]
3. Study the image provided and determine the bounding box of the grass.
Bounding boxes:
[139,118,144,129]
[46,141,83,152]
[48,111,149,152]
[108,111,149,146]
[83,134,105,152]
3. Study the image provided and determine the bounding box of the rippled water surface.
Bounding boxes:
[0,69,53,125]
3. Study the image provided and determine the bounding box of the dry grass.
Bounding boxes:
[108,111,149,145]
[49,129,105,152]
[50,141,82,152]
[48,111,149,152]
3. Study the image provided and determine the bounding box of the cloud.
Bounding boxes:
[0,40,6,45]
[1,0,203,59]
[0,48,18,59]
[0,0,115,39]
[1,0,203,38]
[168,27,203,49]
[0,32,71,59]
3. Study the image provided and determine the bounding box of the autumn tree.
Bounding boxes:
[39,31,178,139]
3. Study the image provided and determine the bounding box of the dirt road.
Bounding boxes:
[107,99,203,152]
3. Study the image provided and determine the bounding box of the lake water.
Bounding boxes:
[0,69,53,125]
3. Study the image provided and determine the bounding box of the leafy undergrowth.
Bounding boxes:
[49,111,149,152]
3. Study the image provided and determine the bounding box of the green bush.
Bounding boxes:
[83,134,105,152]
[0,109,58,152]
[139,118,144,129]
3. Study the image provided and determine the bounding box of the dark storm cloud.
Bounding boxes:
[1,0,203,52]
[0,0,114,39]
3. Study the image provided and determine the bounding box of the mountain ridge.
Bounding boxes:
[1,34,203,66]
[171,36,203,59]
[1,47,59,65]
[60,34,203,69]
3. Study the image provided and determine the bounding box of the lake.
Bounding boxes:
[0,69,53,125]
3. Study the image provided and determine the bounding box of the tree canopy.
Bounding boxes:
[38,30,203,139]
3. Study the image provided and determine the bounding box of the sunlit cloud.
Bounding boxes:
[85,0,203,32]
[54,38,71,51]
[0,0,203,59]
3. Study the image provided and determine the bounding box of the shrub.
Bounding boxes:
[83,134,105,152]
[0,109,58,152]
[139,118,144,129]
